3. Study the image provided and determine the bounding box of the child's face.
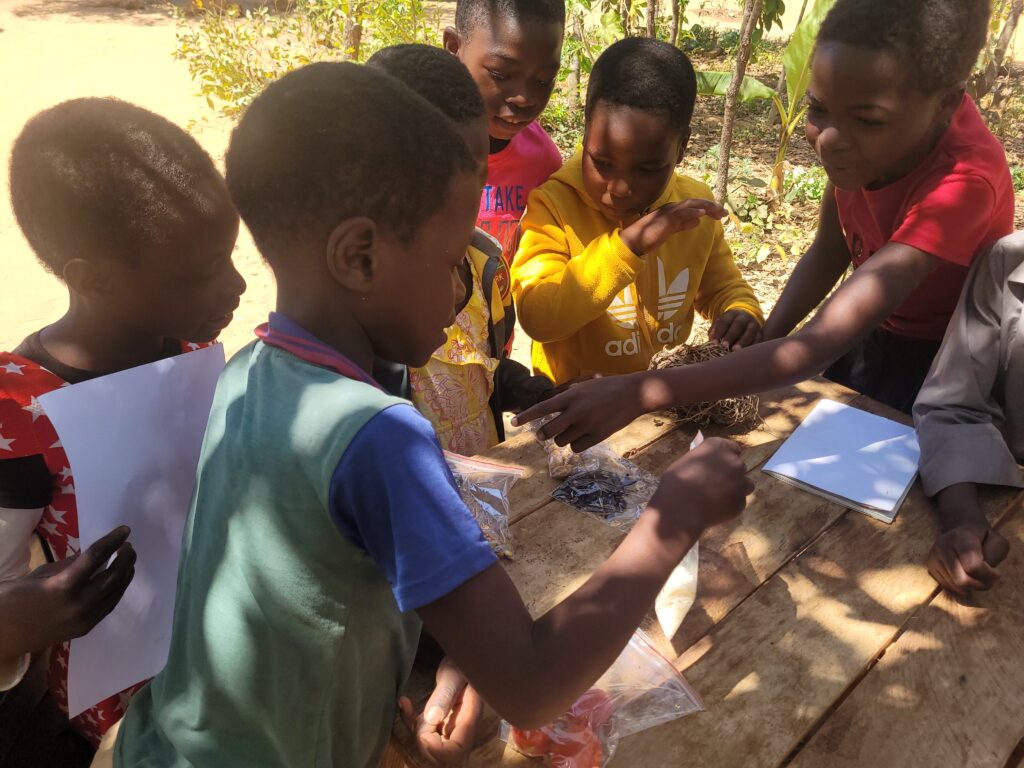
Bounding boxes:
[455,114,491,186]
[581,102,687,221]
[105,189,245,343]
[806,42,959,191]
[368,171,482,366]
[445,17,563,142]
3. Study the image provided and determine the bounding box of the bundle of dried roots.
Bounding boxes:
[648,342,760,429]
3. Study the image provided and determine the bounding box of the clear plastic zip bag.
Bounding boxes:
[549,445,659,532]
[503,630,704,767]
[445,452,524,560]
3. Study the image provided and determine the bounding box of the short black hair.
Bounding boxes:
[225,62,476,265]
[818,0,991,94]
[585,38,698,137]
[454,0,566,38]
[366,44,484,125]
[9,97,226,279]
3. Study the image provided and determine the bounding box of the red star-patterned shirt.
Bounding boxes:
[0,332,206,747]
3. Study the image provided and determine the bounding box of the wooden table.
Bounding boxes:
[390,379,1024,768]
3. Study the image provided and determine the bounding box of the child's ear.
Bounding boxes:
[442,26,462,56]
[62,258,113,300]
[325,218,379,293]
[676,129,691,165]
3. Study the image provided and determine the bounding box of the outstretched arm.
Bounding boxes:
[762,186,851,340]
[516,239,938,451]
[418,439,751,729]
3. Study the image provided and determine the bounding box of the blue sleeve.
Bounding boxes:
[329,403,498,612]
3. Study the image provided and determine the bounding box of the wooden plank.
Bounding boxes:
[787,499,1024,768]
[395,380,862,766]
[483,376,856,525]
[621,379,862,656]
[605,483,1021,768]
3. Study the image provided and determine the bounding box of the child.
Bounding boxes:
[444,0,565,262]
[113,62,752,768]
[512,38,764,386]
[367,44,554,455]
[914,232,1024,596]
[0,98,245,759]
[517,0,1014,449]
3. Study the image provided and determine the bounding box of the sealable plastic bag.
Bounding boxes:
[445,452,524,560]
[529,416,601,479]
[503,631,704,767]
[654,432,705,640]
[549,445,659,531]
[529,416,657,529]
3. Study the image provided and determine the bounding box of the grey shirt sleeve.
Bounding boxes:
[914,237,1024,496]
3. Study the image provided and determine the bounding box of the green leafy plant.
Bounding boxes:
[560,3,774,111]
[766,0,835,193]
[540,100,584,155]
[175,0,439,118]
[696,70,775,102]
[784,165,827,203]
[560,0,625,106]
[680,22,720,53]
[1012,166,1024,193]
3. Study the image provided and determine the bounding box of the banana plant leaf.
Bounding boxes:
[696,71,776,103]
[782,0,836,113]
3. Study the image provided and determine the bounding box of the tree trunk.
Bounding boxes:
[647,0,659,37]
[343,3,365,61]
[568,48,582,110]
[669,0,681,45]
[970,0,1022,101]
[713,0,763,204]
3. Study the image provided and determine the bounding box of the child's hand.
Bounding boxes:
[399,657,483,766]
[545,372,602,399]
[648,438,752,541]
[927,525,1009,595]
[709,309,763,350]
[0,526,136,660]
[619,199,727,256]
[513,373,647,452]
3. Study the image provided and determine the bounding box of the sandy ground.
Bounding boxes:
[0,0,274,357]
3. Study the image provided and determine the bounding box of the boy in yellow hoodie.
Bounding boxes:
[512,38,763,385]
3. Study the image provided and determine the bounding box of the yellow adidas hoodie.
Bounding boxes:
[511,152,764,384]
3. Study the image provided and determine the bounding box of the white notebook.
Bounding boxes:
[762,399,920,524]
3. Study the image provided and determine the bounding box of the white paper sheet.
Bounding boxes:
[38,344,224,717]
[762,399,920,522]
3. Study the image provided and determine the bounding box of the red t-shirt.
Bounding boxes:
[835,95,1014,340]
[478,121,563,264]
[0,334,205,747]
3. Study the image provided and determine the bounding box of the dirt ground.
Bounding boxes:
[1,0,1022,361]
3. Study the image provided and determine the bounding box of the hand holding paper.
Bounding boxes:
[38,344,225,716]
[0,526,135,662]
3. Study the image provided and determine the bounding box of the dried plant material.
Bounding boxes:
[648,342,760,429]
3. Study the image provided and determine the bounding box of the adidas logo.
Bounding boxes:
[658,262,689,320]
[605,323,688,357]
[606,262,690,329]
[607,286,637,329]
